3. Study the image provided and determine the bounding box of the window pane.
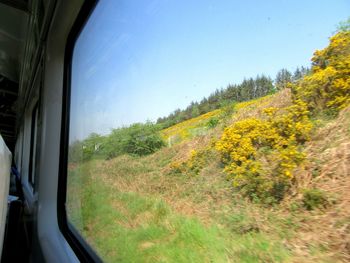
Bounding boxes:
[66,1,349,262]
[29,103,38,188]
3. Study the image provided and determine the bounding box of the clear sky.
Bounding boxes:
[69,0,350,141]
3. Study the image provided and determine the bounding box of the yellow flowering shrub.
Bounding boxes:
[216,102,312,203]
[215,29,349,203]
[271,99,313,143]
[292,31,350,112]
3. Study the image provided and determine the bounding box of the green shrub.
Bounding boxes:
[104,122,165,158]
[69,133,106,162]
[302,189,329,210]
[206,117,220,128]
[122,122,166,156]
[220,103,236,119]
[74,122,166,161]
[68,140,84,163]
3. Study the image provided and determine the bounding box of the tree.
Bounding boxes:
[275,69,292,90]
[336,17,350,33]
[156,74,275,128]
[293,66,311,82]
[293,67,302,82]
[191,103,200,118]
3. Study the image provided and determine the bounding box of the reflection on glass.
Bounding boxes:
[66,0,349,262]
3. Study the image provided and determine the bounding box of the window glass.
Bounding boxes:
[66,1,349,262]
[29,103,38,188]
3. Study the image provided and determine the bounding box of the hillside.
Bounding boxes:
[67,91,350,262]
[67,27,350,262]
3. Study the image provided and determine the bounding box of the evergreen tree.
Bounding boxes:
[156,74,275,128]
[275,69,292,90]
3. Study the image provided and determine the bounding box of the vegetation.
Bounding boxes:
[291,30,350,112]
[216,102,312,203]
[156,75,275,128]
[68,155,291,263]
[214,25,350,204]
[67,20,350,262]
[302,188,330,210]
[156,66,310,130]
[104,122,165,158]
[69,122,165,162]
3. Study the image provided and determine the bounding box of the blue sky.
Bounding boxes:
[69,0,349,141]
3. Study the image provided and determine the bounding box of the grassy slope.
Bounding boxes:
[67,90,350,262]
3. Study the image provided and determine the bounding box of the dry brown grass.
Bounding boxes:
[228,88,292,124]
[284,106,350,262]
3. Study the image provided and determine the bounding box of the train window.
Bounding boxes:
[63,0,349,262]
[28,103,38,189]
[21,100,39,195]
[14,127,24,174]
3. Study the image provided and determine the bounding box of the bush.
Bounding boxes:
[122,122,166,156]
[75,122,166,161]
[302,189,330,210]
[291,31,350,113]
[215,27,349,204]
[215,103,312,203]
[68,140,84,163]
[69,133,106,162]
[220,103,236,119]
[206,117,220,128]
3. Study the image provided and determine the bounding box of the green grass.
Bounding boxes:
[67,157,291,263]
[68,166,228,262]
